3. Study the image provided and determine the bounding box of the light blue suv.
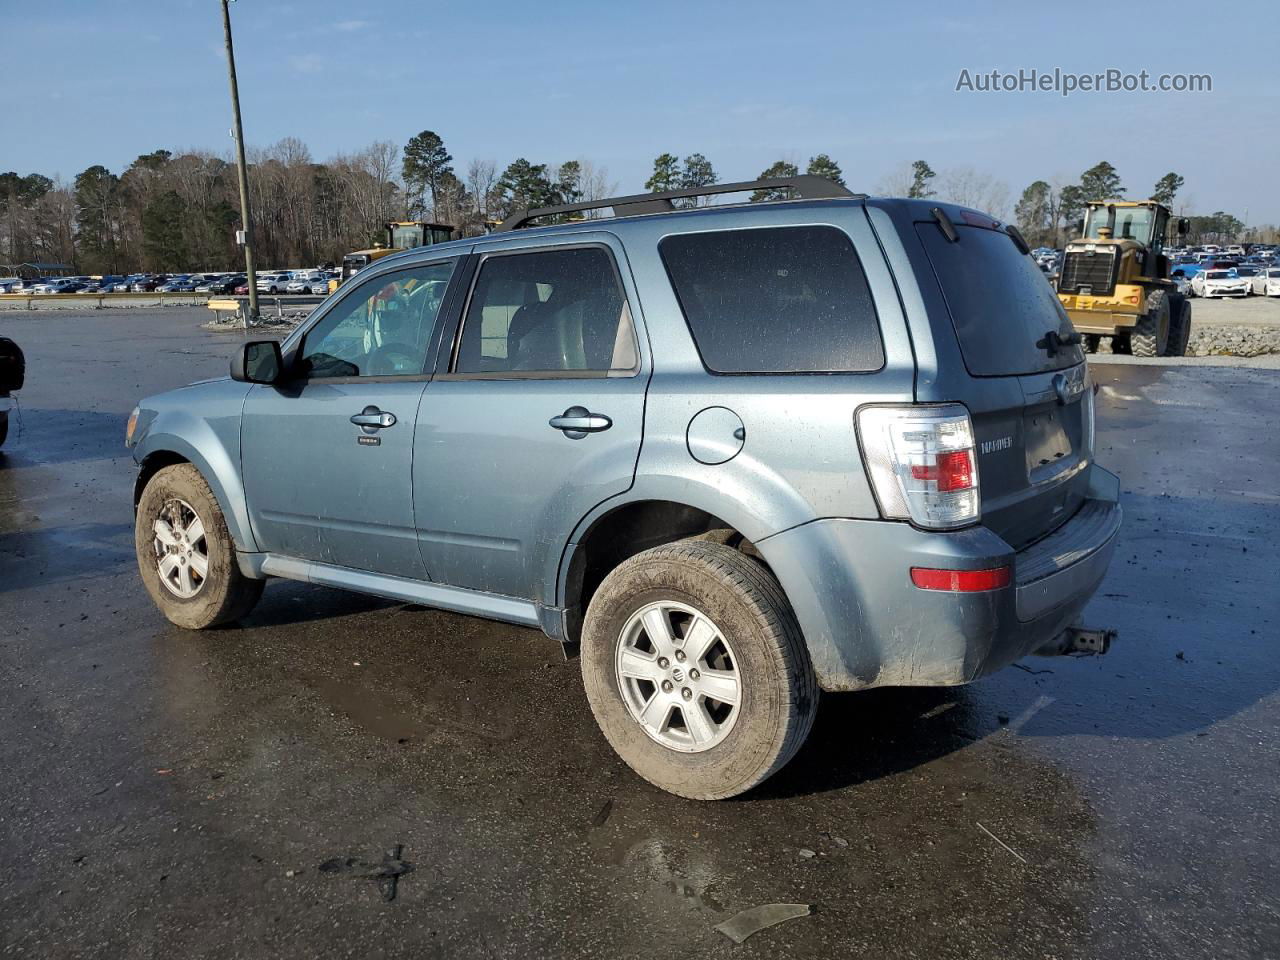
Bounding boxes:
[127,176,1121,799]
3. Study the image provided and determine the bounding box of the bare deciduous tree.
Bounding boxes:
[937,166,1011,220]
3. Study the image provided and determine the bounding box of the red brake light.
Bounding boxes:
[909,450,974,493]
[910,565,1011,592]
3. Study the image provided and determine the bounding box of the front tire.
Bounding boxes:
[135,463,263,629]
[581,540,818,800]
[1130,289,1170,357]
[0,409,8,448]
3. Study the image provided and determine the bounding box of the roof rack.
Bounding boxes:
[495,175,859,232]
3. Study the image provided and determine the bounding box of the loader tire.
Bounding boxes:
[1130,289,1170,358]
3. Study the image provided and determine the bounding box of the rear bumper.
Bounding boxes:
[759,465,1122,692]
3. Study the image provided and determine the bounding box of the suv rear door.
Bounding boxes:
[412,233,647,601]
[913,215,1093,549]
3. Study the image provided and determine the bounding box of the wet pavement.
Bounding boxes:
[1,309,1277,959]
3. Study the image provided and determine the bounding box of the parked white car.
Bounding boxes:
[1251,268,1280,297]
[256,272,293,294]
[1192,269,1251,299]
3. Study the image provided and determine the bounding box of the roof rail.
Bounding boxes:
[495,175,859,232]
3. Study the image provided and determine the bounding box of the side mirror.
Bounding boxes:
[1178,218,1190,235]
[230,340,284,384]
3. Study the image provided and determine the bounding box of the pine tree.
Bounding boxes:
[402,130,453,219]
[1078,161,1125,202]
[1151,172,1184,206]
[806,154,845,187]
[751,161,799,201]
[908,160,936,199]
[645,153,682,194]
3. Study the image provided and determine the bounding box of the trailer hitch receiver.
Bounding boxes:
[1035,626,1117,657]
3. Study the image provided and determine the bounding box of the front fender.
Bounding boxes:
[132,410,255,552]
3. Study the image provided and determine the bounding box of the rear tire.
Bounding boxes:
[135,463,263,629]
[1130,289,1170,357]
[581,540,818,800]
[0,410,8,448]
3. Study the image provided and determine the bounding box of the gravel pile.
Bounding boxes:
[204,310,309,330]
[1185,325,1280,358]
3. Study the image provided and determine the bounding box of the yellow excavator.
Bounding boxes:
[331,221,455,292]
[1056,199,1191,356]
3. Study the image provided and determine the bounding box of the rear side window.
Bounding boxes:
[454,247,638,376]
[659,226,884,374]
[916,222,1083,376]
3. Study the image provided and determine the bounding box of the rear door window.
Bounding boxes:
[659,225,883,374]
[453,246,638,377]
[916,221,1082,376]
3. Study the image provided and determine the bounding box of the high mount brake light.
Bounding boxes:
[857,404,980,529]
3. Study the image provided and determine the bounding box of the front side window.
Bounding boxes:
[454,247,638,376]
[298,259,456,378]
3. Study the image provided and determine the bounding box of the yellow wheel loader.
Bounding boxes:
[1056,200,1192,357]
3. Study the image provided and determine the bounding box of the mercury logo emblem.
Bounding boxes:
[980,436,1013,454]
[671,666,685,683]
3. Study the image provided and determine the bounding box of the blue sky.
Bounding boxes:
[5,0,1278,222]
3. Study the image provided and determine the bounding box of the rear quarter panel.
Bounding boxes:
[554,201,918,606]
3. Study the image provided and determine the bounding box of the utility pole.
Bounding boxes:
[219,0,259,324]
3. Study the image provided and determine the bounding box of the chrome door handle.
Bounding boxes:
[549,405,612,439]
[350,406,397,429]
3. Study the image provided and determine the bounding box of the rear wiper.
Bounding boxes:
[931,207,959,242]
[1006,224,1031,255]
[1036,330,1082,356]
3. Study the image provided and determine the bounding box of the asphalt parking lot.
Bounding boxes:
[1,308,1278,959]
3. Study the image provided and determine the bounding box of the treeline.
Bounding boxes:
[2,133,1272,275]
[0,133,621,274]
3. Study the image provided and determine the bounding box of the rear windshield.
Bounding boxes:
[659,225,883,374]
[916,221,1082,377]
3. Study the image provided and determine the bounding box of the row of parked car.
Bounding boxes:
[1166,246,1280,299]
[0,268,339,296]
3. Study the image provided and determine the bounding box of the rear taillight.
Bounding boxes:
[856,404,980,529]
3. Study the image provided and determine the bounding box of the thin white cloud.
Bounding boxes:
[333,19,370,32]
[288,54,325,74]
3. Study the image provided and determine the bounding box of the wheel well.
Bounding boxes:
[562,500,765,645]
[133,450,190,506]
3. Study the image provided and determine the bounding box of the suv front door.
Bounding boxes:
[240,257,460,578]
[413,236,647,602]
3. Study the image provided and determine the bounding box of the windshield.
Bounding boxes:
[1206,272,1230,279]
[390,224,424,249]
[1084,205,1154,242]
[1235,267,1259,277]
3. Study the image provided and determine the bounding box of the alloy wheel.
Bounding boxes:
[615,601,741,753]
[152,497,209,599]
